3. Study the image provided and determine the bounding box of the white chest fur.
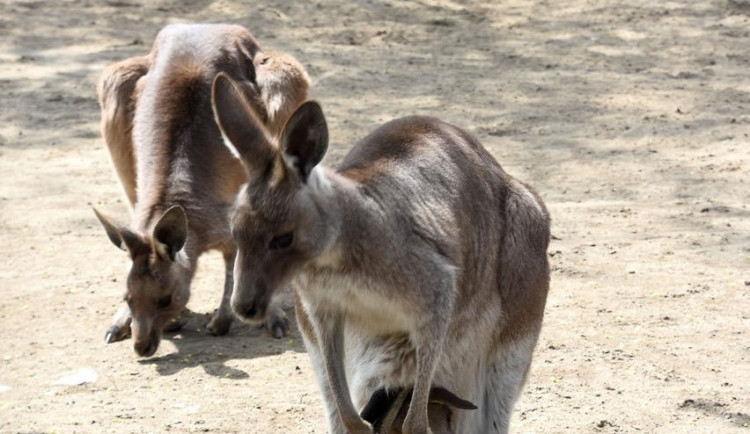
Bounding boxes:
[296,270,417,336]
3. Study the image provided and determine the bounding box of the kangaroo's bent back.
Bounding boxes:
[95,23,309,355]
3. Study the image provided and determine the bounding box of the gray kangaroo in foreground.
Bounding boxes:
[94,24,309,357]
[212,73,550,433]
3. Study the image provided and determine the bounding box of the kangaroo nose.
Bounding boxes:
[134,338,158,357]
[231,298,264,324]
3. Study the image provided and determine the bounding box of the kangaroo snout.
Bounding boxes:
[133,333,159,357]
[131,319,160,357]
[231,288,268,325]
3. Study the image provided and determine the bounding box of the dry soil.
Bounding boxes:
[0,0,749,433]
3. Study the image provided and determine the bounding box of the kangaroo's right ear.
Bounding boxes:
[151,205,188,262]
[93,208,143,256]
[211,72,276,176]
[360,388,400,432]
[279,101,328,183]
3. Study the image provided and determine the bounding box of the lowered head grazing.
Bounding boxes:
[93,206,190,357]
[96,24,312,353]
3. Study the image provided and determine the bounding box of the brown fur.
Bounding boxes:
[97,55,148,205]
[94,24,309,356]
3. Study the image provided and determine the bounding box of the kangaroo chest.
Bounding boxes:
[297,270,417,336]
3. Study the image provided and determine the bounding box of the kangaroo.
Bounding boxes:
[94,24,309,357]
[361,387,477,434]
[212,73,550,433]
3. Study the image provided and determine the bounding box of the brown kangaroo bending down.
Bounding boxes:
[212,74,550,433]
[94,24,309,357]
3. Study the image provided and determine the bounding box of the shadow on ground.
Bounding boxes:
[136,309,305,378]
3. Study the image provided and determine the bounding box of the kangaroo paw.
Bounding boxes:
[163,316,187,333]
[207,312,232,336]
[265,311,289,339]
[104,324,131,343]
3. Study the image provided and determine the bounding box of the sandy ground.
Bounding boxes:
[1,0,749,432]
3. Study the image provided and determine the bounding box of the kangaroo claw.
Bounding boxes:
[104,324,131,343]
[269,316,289,339]
[163,316,188,333]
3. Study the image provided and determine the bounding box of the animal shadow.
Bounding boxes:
[138,309,305,378]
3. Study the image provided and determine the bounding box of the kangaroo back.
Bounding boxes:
[95,24,309,356]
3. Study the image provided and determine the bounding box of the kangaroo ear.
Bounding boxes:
[152,205,187,262]
[360,388,412,434]
[93,208,144,257]
[360,388,399,432]
[212,72,276,176]
[279,101,328,183]
[428,387,477,410]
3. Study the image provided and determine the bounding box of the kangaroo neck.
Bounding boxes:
[313,168,389,272]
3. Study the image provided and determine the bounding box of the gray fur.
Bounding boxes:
[214,94,550,433]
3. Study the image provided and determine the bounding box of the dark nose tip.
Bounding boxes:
[134,339,158,357]
[232,298,265,324]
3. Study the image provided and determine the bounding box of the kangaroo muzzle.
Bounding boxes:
[230,279,270,324]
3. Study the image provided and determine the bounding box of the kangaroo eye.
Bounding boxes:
[157,295,172,309]
[259,56,270,65]
[269,232,294,250]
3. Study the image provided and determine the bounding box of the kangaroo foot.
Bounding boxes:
[264,309,289,339]
[104,323,131,343]
[207,311,232,336]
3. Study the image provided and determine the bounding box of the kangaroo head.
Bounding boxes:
[212,72,333,324]
[361,387,477,434]
[93,205,190,357]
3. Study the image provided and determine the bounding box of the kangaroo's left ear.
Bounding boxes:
[92,208,146,258]
[212,72,276,178]
[279,101,328,183]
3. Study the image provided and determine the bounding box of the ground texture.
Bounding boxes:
[0,0,749,432]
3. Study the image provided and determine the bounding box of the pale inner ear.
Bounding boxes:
[93,208,128,252]
[268,154,290,188]
[93,208,147,258]
[220,130,241,159]
[279,101,329,183]
[153,241,174,263]
[211,72,278,175]
[152,206,188,262]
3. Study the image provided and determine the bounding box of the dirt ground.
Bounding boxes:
[1,0,749,432]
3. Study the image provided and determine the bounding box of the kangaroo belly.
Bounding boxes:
[342,317,494,410]
[344,328,416,410]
